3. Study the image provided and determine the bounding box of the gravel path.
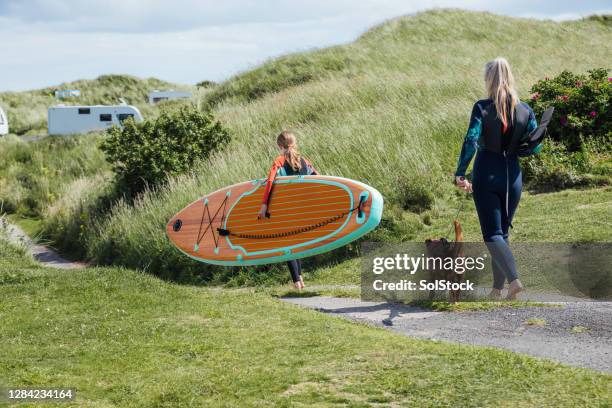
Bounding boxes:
[2,221,86,269]
[283,296,612,372]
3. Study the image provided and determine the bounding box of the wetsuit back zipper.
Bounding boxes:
[504,151,511,228]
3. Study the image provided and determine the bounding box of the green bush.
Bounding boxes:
[396,177,436,213]
[524,68,611,191]
[100,106,231,195]
[529,68,611,151]
[523,139,610,192]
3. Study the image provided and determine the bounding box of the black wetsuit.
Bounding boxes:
[455,99,540,289]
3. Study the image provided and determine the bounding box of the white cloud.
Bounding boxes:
[0,1,610,91]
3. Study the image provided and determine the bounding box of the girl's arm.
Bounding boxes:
[259,156,285,218]
[455,103,483,177]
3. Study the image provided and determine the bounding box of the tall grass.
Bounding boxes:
[1,10,611,280]
[81,10,612,276]
[0,134,108,216]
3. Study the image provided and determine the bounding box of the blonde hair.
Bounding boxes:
[277,131,301,171]
[484,57,519,128]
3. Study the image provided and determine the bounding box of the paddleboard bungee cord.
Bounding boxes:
[217,194,367,240]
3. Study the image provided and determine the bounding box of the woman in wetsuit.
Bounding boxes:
[258,131,318,289]
[455,57,541,300]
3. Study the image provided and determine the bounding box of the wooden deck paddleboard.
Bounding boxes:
[166,175,383,266]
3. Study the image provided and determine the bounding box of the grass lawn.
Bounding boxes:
[1,239,610,407]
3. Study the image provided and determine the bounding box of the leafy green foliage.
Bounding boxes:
[529,68,611,150]
[100,106,230,195]
[524,69,611,191]
[523,139,610,192]
[196,80,217,88]
[396,176,437,213]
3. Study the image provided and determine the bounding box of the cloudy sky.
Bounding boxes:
[1,0,610,91]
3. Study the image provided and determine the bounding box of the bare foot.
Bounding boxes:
[488,288,502,300]
[299,275,305,289]
[506,279,524,300]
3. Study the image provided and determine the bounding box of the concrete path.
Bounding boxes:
[2,221,86,269]
[283,296,612,372]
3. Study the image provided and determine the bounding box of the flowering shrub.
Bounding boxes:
[524,68,611,191]
[529,68,611,151]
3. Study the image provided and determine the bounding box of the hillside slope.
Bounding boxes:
[86,10,611,274]
[0,10,610,280]
[0,75,191,135]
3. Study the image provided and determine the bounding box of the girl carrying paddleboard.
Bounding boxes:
[258,131,318,289]
[454,57,542,300]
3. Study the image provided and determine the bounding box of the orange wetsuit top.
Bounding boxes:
[261,155,317,205]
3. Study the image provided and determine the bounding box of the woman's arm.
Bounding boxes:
[455,103,483,177]
[518,105,542,157]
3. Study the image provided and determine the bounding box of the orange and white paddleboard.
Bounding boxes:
[166,175,383,266]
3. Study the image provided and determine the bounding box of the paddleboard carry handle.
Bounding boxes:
[357,194,366,218]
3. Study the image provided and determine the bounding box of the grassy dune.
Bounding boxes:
[0,238,610,407]
[0,75,193,136]
[0,10,610,281]
[82,10,612,276]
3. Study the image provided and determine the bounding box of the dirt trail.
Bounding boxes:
[2,221,86,269]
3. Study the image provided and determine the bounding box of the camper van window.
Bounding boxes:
[99,114,112,122]
[117,113,134,122]
[78,108,91,114]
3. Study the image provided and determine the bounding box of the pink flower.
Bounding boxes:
[531,92,541,100]
[589,111,597,118]
[575,81,583,88]
[560,116,568,126]
[608,77,612,81]
[562,95,569,102]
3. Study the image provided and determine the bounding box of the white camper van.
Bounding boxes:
[148,90,191,104]
[47,105,143,135]
[0,106,8,135]
[55,89,81,99]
